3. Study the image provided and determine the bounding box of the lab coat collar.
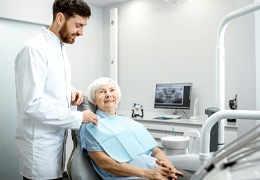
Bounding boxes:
[41,27,64,46]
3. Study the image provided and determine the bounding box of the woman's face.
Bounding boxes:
[94,82,119,115]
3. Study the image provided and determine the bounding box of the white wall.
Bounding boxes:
[0,0,53,25]
[104,0,238,118]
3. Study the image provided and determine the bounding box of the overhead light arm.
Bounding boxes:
[216,2,260,151]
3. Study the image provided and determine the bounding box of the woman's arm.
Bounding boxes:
[88,151,175,180]
[152,147,184,176]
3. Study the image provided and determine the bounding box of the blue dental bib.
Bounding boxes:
[85,114,157,162]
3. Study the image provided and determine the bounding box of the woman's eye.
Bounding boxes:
[99,90,105,94]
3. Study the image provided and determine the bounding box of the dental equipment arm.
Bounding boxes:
[192,122,260,180]
[190,110,260,180]
[216,2,260,150]
[200,110,260,164]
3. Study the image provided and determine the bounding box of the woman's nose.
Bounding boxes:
[106,91,112,97]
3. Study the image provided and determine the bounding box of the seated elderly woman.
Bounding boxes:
[80,77,191,180]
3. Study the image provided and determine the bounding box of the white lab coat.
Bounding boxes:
[14,28,82,179]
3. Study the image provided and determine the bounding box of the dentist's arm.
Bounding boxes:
[82,110,98,125]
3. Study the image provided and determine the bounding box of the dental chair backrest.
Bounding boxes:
[67,96,102,180]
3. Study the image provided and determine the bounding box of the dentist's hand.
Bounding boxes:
[71,90,84,106]
[82,110,98,125]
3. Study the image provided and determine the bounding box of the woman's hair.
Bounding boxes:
[87,77,122,104]
[52,0,91,21]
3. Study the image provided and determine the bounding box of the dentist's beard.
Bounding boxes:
[59,23,78,44]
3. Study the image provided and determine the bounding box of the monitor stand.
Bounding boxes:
[171,109,182,119]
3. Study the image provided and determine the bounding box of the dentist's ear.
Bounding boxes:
[59,16,64,24]
[56,12,64,24]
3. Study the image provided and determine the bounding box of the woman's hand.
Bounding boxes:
[156,160,184,179]
[144,165,178,180]
[151,147,184,179]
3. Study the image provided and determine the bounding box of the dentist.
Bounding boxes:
[14,0,98,179]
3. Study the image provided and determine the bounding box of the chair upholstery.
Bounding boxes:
[67,96,102,180]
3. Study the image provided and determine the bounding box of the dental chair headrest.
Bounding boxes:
[77,95,96,113]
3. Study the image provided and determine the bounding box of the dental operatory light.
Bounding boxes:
[165,0,188,4]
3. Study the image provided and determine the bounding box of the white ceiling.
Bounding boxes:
[85,0,129,8]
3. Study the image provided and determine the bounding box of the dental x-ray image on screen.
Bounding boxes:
[155,86,184,104]
[154,83,192,110]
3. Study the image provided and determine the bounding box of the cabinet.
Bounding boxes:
[133,116,237,149]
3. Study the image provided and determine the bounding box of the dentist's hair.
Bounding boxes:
[87,77,121,105]
[52,0,91,21]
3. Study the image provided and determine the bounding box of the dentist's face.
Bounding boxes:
[59,15,87,44]
[94,82,119,115]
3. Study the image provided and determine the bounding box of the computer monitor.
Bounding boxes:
[154,83,192,112]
